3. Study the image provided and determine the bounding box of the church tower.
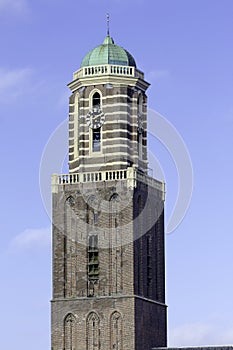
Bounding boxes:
[51,31,167,350]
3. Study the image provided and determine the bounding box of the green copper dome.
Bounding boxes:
[81,36,136,68]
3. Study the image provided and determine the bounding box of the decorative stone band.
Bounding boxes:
[51,166,165,199]
[73,64,144,80]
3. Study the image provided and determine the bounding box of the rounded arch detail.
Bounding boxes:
[66,195,75,206]
[89,88,103,110]
[86,312,100,350]
[64,313,77,350]
[86,311,100,322]
[110,311,123,350]
[64,312,76,323]
[109,193,119,202]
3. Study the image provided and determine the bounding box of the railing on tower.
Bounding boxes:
[73,64,144,80]
[51,167,165,199]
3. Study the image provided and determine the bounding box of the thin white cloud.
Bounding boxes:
[0,67,42,101]
[10,227,51,251]
[0,67,31,90]
[221,327,233,344]
[57,89,70,108]
[148,69,170,81]
[169,322,233,347]
[0,0,28,13]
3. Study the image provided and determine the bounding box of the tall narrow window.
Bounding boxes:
[92,128,101,152]
[110,194,122,294]
[87,312,100,350]
[110,311,122,350]
[88,232,99,296]
[92,92,101,111]
[64,313,76,350]
[94,212,98,224]
[90,91,102,153]
[65,196,76,297]
[147,234,152,297]
[137,195,143,295]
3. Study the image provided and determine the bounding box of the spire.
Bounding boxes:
[106,13,110,36]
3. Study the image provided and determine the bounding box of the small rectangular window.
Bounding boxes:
[94,212,98,224]
[93,128,101,152]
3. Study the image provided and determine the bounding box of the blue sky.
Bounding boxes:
[1,0,233,349]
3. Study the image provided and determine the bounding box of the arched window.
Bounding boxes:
[110,193,119,202]
[110,193,119,209]
[109,194,122,293]
[110,193,119,227]
[64,197,76,297]
[90,91,102,153]
[67,196,75,206]
[92,92,101,111]
[110,311,122,350]
[87,312,100,350]
[64,313,76,350]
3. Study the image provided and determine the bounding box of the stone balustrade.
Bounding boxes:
[73,64,144,80]
[51,167,165,198]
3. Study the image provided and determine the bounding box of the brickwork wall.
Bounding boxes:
[135,297,167,350]
[68,82,148,173]
[132,181,167,349]
[52,178,166,350]
[51,297,135,350]
[52,180,136,349]
[133,181,165,303]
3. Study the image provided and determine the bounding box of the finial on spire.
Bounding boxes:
[106,13,110,36]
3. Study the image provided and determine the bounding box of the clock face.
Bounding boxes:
[86,107,105,129]
[137,113,144,133]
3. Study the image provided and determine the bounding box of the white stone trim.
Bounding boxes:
[71,139,139,153]
[89,88,103,110]
[81,108,130,115]
[73,64,144,80]
[80,106,141,114]
[80,94,138,102]
[104,138,139,143]
[102,130,141,136]
[52,167,164,195]
[68,74,150,93]
[77,121,141,128]
[68,156,148,165]
[77,152,143,160]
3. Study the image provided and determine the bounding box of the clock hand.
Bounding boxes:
[92,115,100,121]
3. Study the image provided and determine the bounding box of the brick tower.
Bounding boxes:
[51,33,167,350]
